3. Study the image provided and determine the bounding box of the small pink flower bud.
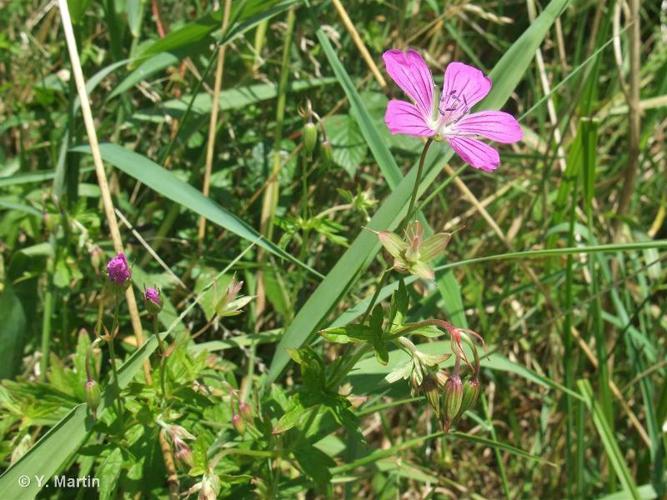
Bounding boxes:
[239,402,252,420]
[174,437,193,467]
[106,252,131,289]
[144,287,162,314]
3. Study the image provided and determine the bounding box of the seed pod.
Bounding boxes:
[303,121,318,155]
[85,379,101,416]
[458,377,481,417]
[442,374,463,426]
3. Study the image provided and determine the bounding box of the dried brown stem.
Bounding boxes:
[56,0,150,383]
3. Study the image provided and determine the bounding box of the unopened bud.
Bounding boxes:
[174,438,193,467]
[239,402,252,420]
[232,414,245,434]
[85,379,101,416]
[458,378,481,417]
[144,287,163,314]
[442,374,463,428]
[320,139,333,165]
[303,121,318,155]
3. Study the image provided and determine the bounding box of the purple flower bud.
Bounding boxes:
[106,252,131,288]
[144,287,162,314]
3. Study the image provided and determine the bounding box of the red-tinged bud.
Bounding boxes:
[232,414,245,434]
[458,378,481,417]
[174,437,193,467]
[239,402,252,420]
[303,121,318,155]
[84,379,101,416]
[442,374,463,428]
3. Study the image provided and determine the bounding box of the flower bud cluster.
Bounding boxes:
[407,322,484,431]
[158,419,195,468]
[231,399,254,435]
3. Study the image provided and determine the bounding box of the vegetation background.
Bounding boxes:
[0,0,665,498]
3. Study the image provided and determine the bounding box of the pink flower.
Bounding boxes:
[383,49,522,171]
[106,252,131,286]
[144,287,162,313]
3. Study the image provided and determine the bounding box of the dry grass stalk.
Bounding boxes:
[56,0,151,382]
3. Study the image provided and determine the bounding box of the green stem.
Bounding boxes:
[109,294,124,422]
[403,138,433,229]
[154,315,167,402]
[40,252,54,381]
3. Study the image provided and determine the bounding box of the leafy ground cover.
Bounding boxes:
[0,0,665,498]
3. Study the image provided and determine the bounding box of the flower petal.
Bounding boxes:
[452,111,523,143]
[440,62,492,122]
[383,49,434,119]
[447,136,500,171]
[385,100,435,137]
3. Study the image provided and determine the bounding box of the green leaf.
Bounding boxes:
[293,439,335,487]
[578,380,641,499]
[112,0,298,97]
[322,115,368,176]
[320,325,374,344]
[273,403,309,435]
[67,0,92,24]
[97,447,124,500]
[152,78,335,117]
[71,143,321,278]
[266,0,572,383]
[0,283,27,379]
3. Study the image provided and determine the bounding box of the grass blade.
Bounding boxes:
[71,143,322,278]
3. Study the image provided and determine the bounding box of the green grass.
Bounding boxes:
[0,0,665,497]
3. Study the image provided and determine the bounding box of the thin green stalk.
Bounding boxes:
[482,394,511,498]
[404,138,433,229]
[415,164,466,214]
[109,294,125,422]
[154,315,167,401]
[40,252,54,381]
[262,5,296,240]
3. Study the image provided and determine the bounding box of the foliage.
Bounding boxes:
[0,0,665,498]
